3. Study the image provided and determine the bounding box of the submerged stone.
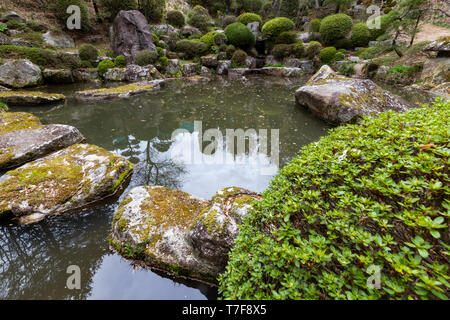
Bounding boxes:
[0,144,133,221]
[0,91,66,105]
[295,65,412,123]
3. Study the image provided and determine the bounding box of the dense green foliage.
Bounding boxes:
[213,32,227,46]
[114,55,126,68]
[219,99,450,300]
[292,40,305,58]
[262,17,295,40]
[305,41,322,59]
[275,31,297,44]
[187,5,211,32]
[335,38,353,50]
[225,22,255,49]
[166,10,185,28]
[279,0,299,21]
[351,22,370,48]
[319,14,353,45]
[231,49,248,67]
[139,0,165,23]
[272,44,292,59]
[222,15,237,28]
[200,31,217,48]
[319,46,337,64]
[134,49,158,66]
[309,19,321,33]
[237,12,263,26]
[175,39,208,59]
[100,0,136,19]
[78,44,99,63]
[338,62,356,76]
[97,59,115,76]
[226,44,236,59]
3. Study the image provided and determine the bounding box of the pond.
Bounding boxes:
[0,77,434,299]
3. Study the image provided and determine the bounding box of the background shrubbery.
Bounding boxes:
[225,22,255,49]
[319,14,353,45]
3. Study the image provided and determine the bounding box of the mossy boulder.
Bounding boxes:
[111,186,260,283]
[424,36,450,57]
[420,58,450,89]
[42,68,74,84]
[0,112,84,169]
[0,91,66,106]
[0,59,42,88]
[295,65,412,123]
[0,144,133,222]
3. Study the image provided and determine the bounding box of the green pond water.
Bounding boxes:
[0,77,434,299]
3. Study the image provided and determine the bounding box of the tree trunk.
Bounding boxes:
[335,4,340,14]
[92,0,100,22]
[273,0,281,17]
[409,14,422,47]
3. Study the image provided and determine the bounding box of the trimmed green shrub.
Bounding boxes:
[78,44,99,63]
[334,51,345,61]
[97,60,115,77]
[138,0,165,23]
[156,47,165,57]
[134,49,158,66]
[275,31,297,44]
[81,60,93,68]
[231,49,248,67]
[272,44,292,59]
[53,0,89,30]
[292,41,305,58]
[226,44,236,59]
[262,17,295,40]
[159,56,169,67]
[225,22,256,49]
[237,12,263,26]
[175,39,208,59]
[319,47,337,64]
[351,22,370,48]
[213,33,227,46]
[100,0,137,19]
[338,62,356,76]
[219,98,450,300]
[309,19,321,33]
[188,34,202,40]
[200,31,217,48]
[222,15,237,28]
[319,14,353,45]
[335,38,353,50]
[114,55,126,67]
[305,41,322,59]
[187,5,211,33]
[166,10,185,28]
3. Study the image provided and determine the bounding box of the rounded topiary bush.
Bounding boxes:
[219,99,450,300]
[114,55,126,68]
[78,44,98,63]
[200,31,217,48]
[275,31,297,44]
[306,41,322,59]
[237,12,263,26]
[222,15,237,28]
[175,39,208,59]
[292,41,305,58]
[309,19,321,33]
[134,49,158,66]
[213,32,227,46]
[97,59,115,77]
[319,46,337,64]
[351,22,370,48]
[225,22,256,49]
[226,44,236,59]
[335,38,353,50]
[319,13,353,45]
[166,10,185,28]
[262,17,295,40]
[187,5,211,33]
[231,49,248,67]
[271,44,292,59]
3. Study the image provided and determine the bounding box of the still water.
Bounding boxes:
[0,77,432,299]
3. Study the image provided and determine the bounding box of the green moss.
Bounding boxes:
[76,83,156,97]
[109,162,133,192]
[0,112,42,134]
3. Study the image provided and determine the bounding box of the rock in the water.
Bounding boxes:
[0,60,42,88]
[43,31,74,49]
[103,68,127,81]
[188,187,260,273]
[43,69,74,84]
[72,68,99,82]
[112,10,156,64]
[110,186,260,282]
[125,64,162,82]
[295,65,412,123]
[262,67,302,77]
[0,91,66,106]
[0,112,84,169]
[0,144,133,221]
[75,81,163,102]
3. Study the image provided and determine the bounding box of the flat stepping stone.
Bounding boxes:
[0,91,66,105]
[0,143,133,223]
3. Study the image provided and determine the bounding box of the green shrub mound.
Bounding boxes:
[139,0,165,23]
[226,45,236,59]
[166,10,185,28]
[292,41,305,58]
[222,15,237,28]
[272,44,292,59]
[335,38,353,50]
[187,5,211,32]
[134,49,158,66]
[309,19,321,33]
[319,14,353,45]
[213,33,227,46]
[275,31,297,44]
[351,22,370,48]
[114,55,126,68]
[237,12,263,26]
[231,49,248,67]
[100,0,137,19]
[319,46,337,64]
[78,44,99,63]
[262,17,295,40]
[175,39,208,59]
[97,60,115,77]
[225,22,255,49]
[219,99,450,300]
[305,41,322,59]
[200,31,217,48]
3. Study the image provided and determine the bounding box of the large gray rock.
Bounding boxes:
[201,55,218,68]
[112,10,156,64]
[43,69,74,84]
[247,22,261,39]
[0,144,133,222]
[0,60,42,88]
[295,65,412,123]
[43,31,74,49]
[0,32,11,45]
[217,60,232,75]
[72,68,99,82]
[420,58,450,88]
[181,63,199,77]
[425,36,450,57]
[0,11,25,23]
[166,59,181,75]
[103,68,127,81]
[110,186,260,282]
[0,112,84,169]
[125,64,162,82]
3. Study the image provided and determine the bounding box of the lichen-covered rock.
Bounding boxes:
[420,58,450,88]
[217,60,232,75]
[75,80,163,102]
[425,36,450,57]
[228,68,249,80]
[201,55,218,68]
[262,67,302,77]
[111,186,260,282]
[125,64,162,82]
[103,68,127,81]
[295,65,412,123]
[0,144,133,221]
[0,11,25,23]
[188,187,261,273]
[72,68,99,82]
[166,59,181,75]
[43,69,74,84]
[42,31,74,49]
[0,112,84,169]
[0,60,42,88]
[0,91,66,106]
[181,63,199,77]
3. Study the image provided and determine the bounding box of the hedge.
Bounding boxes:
[262,17,295,40]
[219,98,450,300]
[175,39,208,59]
